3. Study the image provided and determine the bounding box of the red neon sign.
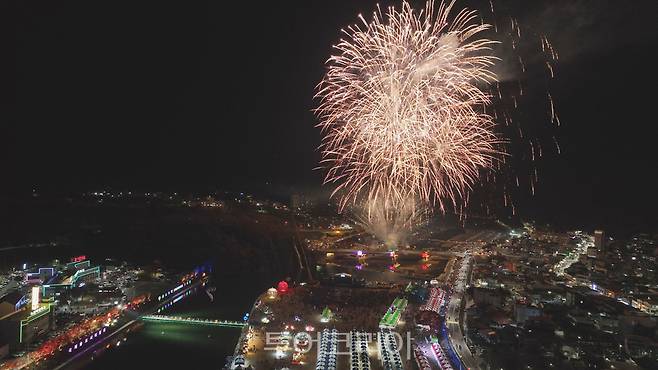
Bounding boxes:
[71,255,86,263]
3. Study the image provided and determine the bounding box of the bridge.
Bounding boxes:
[140,315,246,328]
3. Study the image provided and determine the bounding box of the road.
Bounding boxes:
[554,234,591,276]
[445,255,480,370]
[51,318,138,370]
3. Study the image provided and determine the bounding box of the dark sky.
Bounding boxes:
[2,0,657,234]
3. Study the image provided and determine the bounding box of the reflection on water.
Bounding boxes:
[84,322,241,370]
[83,275,261,370]
[320,252,448,282]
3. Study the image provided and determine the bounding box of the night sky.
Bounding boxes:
[2,0,657,234]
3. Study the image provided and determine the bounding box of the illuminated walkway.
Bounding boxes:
[141,315,246,328]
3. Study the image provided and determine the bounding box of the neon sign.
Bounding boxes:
[71,255,86,263]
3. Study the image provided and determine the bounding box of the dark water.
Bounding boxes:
[83,323,241,369]
[83,274,263,370]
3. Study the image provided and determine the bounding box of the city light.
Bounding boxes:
[31,286,40,311]
[0,2,652,370]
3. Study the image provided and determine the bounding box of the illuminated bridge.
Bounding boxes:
[140,315,246,328]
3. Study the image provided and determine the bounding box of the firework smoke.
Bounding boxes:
[352,197,427,248]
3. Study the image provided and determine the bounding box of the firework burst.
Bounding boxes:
[316,0,505,216]
[316,0,561,242]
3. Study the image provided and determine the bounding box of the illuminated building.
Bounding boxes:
[19,305,52,343]
[0,300,53,351]
[71,266,101,287]
[38,258,99,297]
[31,286,40,311]
[631,297,658,316]
[37,260,101,303]
[594,230,605,254]
[41,284,70,299]
[24,268,55,284]
[64,259,91,271]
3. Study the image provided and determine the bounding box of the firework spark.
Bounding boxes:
[352,197,427,248]
[316,0,504,215]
